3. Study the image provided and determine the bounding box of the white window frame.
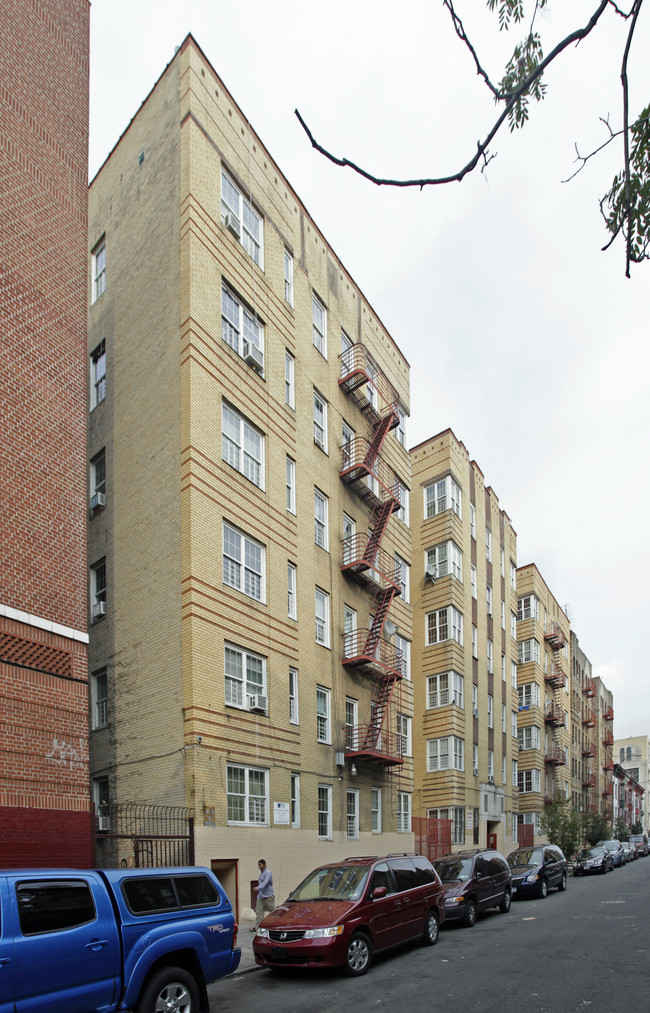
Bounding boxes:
[318,784,332,839]
[286,456,296,514]
[221,284,264,367]
[427,671,464,709]
[427,735,464,772]
[90,340,106,409]
[224,643,267,710]
[346,788,359,840]
[511,611,517,639]
[395,553,410,602]
[517,594,540,622]
[91,558,106,619]
[91,669,107,729]
[487,694,494,728]
[222,522,265,602]
[226,764,269,825]
[486,528,492,562]
[395,478,409,524]
[315,589,330,647]
[426,606,463,646]
[518,769,541,793]
[371,787,382,833]
[314,488,329,549]
[512,710,518,737]
[518,682,541,708]
[316,685,331,743]
[501,600,506,630]
[312,292,327,357]
[288,562,297,620]
[518,639,541,664]
[472,625,478,659]
[345,696,359,749]
[426,541,462,582]
[518,725,541,750]
[510,561,517,588]
[90,449,106,504]
[470,503,476,538]
[289,667,299,725]
[397,792,411,833]
[222,403,264,488]
[424,476,462,520]
[500,546,505,577]
[221,168,263,266]
[395,406,407,447]
[471,564,477,598]
[511,660,518,687]
[487,638,494,674]
[313,389,328,452]
[291,772,300,828]
[91,238,106,303]
[396,714,412,757]
[486,584,493,616]
[93,776,110,831]
[285,351,295,409]
[395,634,411,680]
[284,249,294,306]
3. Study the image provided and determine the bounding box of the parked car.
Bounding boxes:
[507,844,567,898]
[573,845,614,875]
[597,839,625,867]
[621,841,636,862]
[432,849,512,927]
[253,853,445,976]
[629,833,649,857]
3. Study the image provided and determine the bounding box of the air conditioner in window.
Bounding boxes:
[424,568,437,585]
[488,775,495,784]
[93,601,106,620]
[90,492,105,513]
[249,694,268,714]
[243,340,264,373]
[96,815,110,832]
[473,707,479,718]
[225,212,241,239]
[473,767,478,777]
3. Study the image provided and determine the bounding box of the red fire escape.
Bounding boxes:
[339,343,404,766]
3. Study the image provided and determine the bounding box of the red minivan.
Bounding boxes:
[252,853,445,976]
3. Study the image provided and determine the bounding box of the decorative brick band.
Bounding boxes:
[0,631,72,679]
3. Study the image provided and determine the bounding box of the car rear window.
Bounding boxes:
[388,858,420,892]
[123,875,219,914]
[411,856,438,885]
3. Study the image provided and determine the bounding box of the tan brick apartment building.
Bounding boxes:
[87,35,413,912]
[570,634,615,822]
[0,0,91,866]
[410,430,520,854]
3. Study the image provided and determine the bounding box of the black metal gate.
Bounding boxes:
[94,802,194,869]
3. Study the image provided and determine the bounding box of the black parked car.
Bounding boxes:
[573,845,614,875]
[432,849,512,927]
[507,844,567,898]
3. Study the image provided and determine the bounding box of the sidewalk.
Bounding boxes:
[234,924,262,975]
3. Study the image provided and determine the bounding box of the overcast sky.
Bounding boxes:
[89,1,650,740]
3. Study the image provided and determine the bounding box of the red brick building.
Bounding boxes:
[0,0,91,866]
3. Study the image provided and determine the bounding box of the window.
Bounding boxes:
[227,764,268,824]
[286,457,296,514]
[313,488,329,549]
[395,406,407,447]
[473,685,478,717]
[312,292,327,357]
[397,792,411,832]
[512,711,518,737]
[511,612,517,639]
[315,589,330,647]
[17,878,96,935]
[224,644,266,709]
[222,523,265,602]
[519,725,541,749]
[347,789,359,839]
[395,553,410,602]
[93,776,110,832]
[511,660,518,687]
[313,390,328,451]
[90,558,106,620]
[341,329,353,356]
[395,634,411,680]
[345,697,358,748]
[501,600,506,630]
[518,639,541,664]
[424,476,462,519]
[487,694,494,728]
[91,238,106,303]
[472,625,478,659]
[395,478,409,524]
[427,671,464,709]
[221,168,263,265]
[510,561,517,588]
[341,420,355,470]
[501,653,506,681]
[500,546,505,577]
[518,769,541,793]
[284,249,294,305]
[90,340,106,409]
[485,528,492,561]
[222,403,264,487]
[488,750,494,779]
[396,714,411,756]
[318,784,332,838]
[487,638,494,674]
[426,541,462,581]
[426,607,463,646]
[517,595,540,621]
[90,450,106,509]
[285,351,295,408]
[91,669,107,728]
[429,807,465,845]
[470,503,476,538]
[371,787,382,833]
[471,564,477,598]
[288,563,297,620]
[316,685,331,743]
[502,704,507,733]
[518,682,540,708]
[512,760,518,786]
[486,584,492,616]
[289,668,299,724]
[427,736,464,772]
[291,773,300,828]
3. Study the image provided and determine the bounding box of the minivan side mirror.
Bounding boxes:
[372,886,387,899]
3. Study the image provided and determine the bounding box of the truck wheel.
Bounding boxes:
[135,966,199,1013]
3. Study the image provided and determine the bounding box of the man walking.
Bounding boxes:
[252,858,275,931]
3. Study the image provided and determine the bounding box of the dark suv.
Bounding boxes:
[432,849,512,927]
[253,853,445,976]
[507,844,567,898]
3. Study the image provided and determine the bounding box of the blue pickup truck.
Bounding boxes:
[0,866,240,1012]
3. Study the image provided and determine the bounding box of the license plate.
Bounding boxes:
[271,946,288,958]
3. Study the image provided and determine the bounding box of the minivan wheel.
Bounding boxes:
[463,897,477,927]
[558,871,567,892]
[344,932,373,977]
[538,878,548,899]
[423,909,439,946]
[499,889,511,913]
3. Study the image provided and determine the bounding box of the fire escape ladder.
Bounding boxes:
[364,500,395,569]
[361,672,399,751]
[362,586,398,657]
[363,412,395,472]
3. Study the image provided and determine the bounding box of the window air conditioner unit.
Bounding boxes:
[96,815,110,832]
[242,340,264,373]
[473,767,478,777]
[93,601,106,619]
[488,775,495,784]
[424,568,437,585]
[90,492,105,513]
[473,707,479,718]
[249,694,268,714]
[225,212,241,239]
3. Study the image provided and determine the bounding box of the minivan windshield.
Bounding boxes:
[433,857,473,883]
[507,848,543,868]
[288,865,370,902]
